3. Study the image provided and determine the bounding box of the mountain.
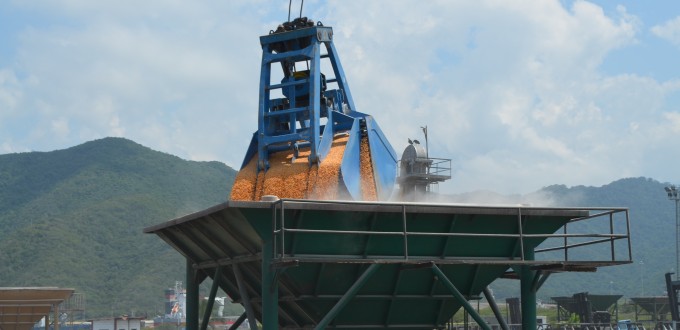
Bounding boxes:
[449,177,676,301]
[0,137,674,317]
[0,137,237,317]
[534,177,675,300]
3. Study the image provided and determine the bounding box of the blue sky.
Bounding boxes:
[1,0,680,195]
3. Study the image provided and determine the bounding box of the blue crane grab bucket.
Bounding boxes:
[238,19,397,201]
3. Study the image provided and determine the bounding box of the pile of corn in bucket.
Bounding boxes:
[230,135,377,201]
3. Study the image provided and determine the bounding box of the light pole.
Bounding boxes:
[640,260,645,296]
[420,125,429,159]
[666,185,680,280]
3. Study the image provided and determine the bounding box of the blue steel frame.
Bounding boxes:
[239,24,398,201]
[255,25,362,169]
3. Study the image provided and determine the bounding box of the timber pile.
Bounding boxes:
[230,135,376,201]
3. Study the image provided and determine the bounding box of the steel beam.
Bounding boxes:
[186,259,199,330]
[520,248,537,330]
[200,267,222,330]
[483,287,509,330]
[314,264,381,330]
[227,313,247,330]
[533,271,550,292]
[234,264,259,330]
[261,207,278,330]
[430,264,491,330]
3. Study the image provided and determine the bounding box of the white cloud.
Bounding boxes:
[0,69,22,116]
[51,117,70,138]
[652,16,680,47]
[2,0,680,194]
[665,112,680,133]
[311,1,656,193]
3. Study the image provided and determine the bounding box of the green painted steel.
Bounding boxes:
[144,200,629,329]
[484,287,509,330]
[186,259,199,330]
[201,267,222,330]
[432,264,491,330]
[233,264,258,329]
[315,264,381,329]
[261,213,276,330]
[236,202,575,328]
[520,249,537,330]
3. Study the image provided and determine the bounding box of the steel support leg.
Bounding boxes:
[227,313,247,330]
[200,267,222,330]
[186,259,199,330]
[261,214,278,330]
[431,264,491,330]
[234,263,259,330]
[484,286,509,330]
[314,264,381,330]
[520,250,537,330]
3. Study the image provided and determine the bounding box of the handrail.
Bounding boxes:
[397,157,452,177]
[270,199,632,266]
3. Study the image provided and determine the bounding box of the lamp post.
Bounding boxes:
[420,126,428,158]
[666,185,680,280]
[640,260,645,296]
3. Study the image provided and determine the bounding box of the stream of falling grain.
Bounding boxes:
[230,134,377,201]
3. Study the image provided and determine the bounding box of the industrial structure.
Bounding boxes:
[0,287,74,330]
[230,16,396,202]
[397,134,451,201]
[145,13,633,330]
[665,185,680,282]
[666,272,680,325]
[145,200,631,330]
[551,293,622,324]
[630,296,672,325]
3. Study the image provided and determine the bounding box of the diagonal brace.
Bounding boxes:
[483,287,509,330]
[234,263,259,330]
[227,313,247,330]
[200,266,222,330]
[314,264,381,330]
[532,271,550,292]
[431,264,491,330]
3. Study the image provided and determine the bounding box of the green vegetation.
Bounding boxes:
[0,137,236,318]
[523,178,673,301]
[0,137,675,321]
[452,177,677,306]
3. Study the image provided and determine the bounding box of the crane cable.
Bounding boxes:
[288,0,304,22]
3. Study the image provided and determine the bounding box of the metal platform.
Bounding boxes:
[630,297,672,322]
[552,294,622,322]
[144,199,632,330]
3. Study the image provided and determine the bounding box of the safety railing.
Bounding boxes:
[397,157,452,178]
[270,199,632,266]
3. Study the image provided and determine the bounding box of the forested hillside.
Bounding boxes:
[0,137,674,317]
[453,177,676,301]
[0,137,236,317]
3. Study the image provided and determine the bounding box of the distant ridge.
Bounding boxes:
[0,137,236,317]
[0,138,675,314]
[463,177,677,300]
